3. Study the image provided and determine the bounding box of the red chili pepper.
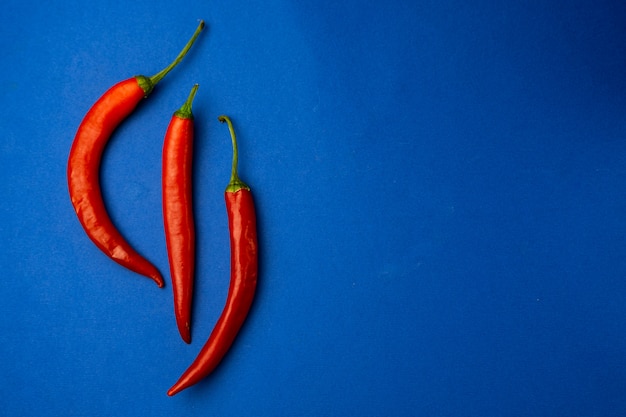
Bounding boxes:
[162,84,199,343]
[168,115,258,396]
[67,21,204,287]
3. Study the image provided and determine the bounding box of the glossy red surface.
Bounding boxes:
[162,114,196,343]
[168,188,257,396]
[67,77,164,287]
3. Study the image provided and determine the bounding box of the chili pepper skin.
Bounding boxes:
[68,77,164,286]
[168,115,258,396]
[162,84,199,343]
[67,21,204,287]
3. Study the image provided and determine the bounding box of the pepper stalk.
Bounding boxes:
[218,115,250,193]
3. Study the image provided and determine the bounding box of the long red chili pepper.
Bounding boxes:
[67,21,204,287]
[162,84,199,343]
[168,115,258,396]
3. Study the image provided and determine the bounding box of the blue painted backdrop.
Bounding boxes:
[1,0,625,415]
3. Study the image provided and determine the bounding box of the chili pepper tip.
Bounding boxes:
[154,274,165,288]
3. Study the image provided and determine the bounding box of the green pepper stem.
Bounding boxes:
[150,20,204,85]
[218,115,250,192]
[174,84,199,119]
[136,20,204,95]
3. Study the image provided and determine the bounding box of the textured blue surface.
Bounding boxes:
[1,0,626,415]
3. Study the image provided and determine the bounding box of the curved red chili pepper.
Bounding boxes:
[162,84,199,343]
[67,21,204,287]
[168,115,258,396]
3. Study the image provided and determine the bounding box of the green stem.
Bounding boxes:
[174,84,199,119]
[218,115,250,193]
[136,20,205,95]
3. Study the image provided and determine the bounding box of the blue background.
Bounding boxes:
[1,0,626,415]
